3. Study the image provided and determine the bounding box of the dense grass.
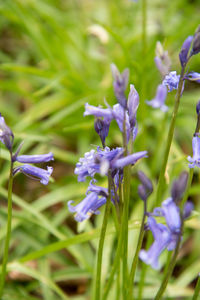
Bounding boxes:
[0,0,200,299]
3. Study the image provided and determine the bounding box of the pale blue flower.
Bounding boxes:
[146,84,168,112]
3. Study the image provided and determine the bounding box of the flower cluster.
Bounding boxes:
[69,65,147,221]
[0,114,54,185]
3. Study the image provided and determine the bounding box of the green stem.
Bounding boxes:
[0,154,13,297]
[192,274,200,300]
[94,172,112,300]
[155,66,185,206]
[154,166,194,299]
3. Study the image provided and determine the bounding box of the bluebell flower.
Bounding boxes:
[188,135,200,168]
[112,103,131,141]
[84,103,113,121]
[15,152,54,163]
[162,71,180,92]
[146,84,168,112]
[94,118,110,147]
[86,179,108,197]
[185,72,200,84]
[140,197,193,269]
[154,42,171,77]
[111,64,129,108]
[13,165,53,185]
[68,192,107,222]
[179,35,193,67]
[0,113,14,151]
[139,217,171,269]
[127,84,139,128]
[111,151,148,169]
[191,26,200,56]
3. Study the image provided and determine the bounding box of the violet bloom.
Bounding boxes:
[15,152,54,163]
[188,135,200,168]
[139,217,171,269]
[0,113,14,151]
[112,103,131,141]
[127,84,139,128]
[13,165,53,185]
[179,35,193,67]
[162,71,180,92]
[68,192,107,222]
[185,72,200,84]
[146,84,168,112]
[111,63,129,108]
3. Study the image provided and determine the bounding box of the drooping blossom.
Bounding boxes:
[139,198,193,269]
[0,113,14,151]
[188,135,200,168]
[15,152,54,163]
[146,84,168,112]
[185,72,200,84]
[162,71,180,92]
[13,165,53,185]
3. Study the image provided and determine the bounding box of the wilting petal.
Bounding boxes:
[139,217,171,269]
[16,152,54,163]
[112,151,147,169]
[13,165,53,185]
[163,71,180,92]
[179,35,193,66]
[146,84,168,112]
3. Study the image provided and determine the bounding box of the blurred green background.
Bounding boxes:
[0,0,200,299]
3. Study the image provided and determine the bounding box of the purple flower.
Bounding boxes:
[112,104,131,141]
[188,135,200,168]
[15,152,54,163]
[191,26,200,56]
[13,165,53,185]
[185,72,200,84]
[162,71,180,92]
[146,84,168,112]
[112,151,148,169]
[139,217,171,269]
[0,113,14,150]
[162,198,181,233]
[179,36,193,67]
[127,84,139,128]
[111,64,129,108]
[86,179,108,197]
[84,103,113,120]
[94,118,110,147]
[68,192,107,222]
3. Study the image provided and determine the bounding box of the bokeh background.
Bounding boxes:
[0,0,200,299]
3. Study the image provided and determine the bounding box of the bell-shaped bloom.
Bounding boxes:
[139,217,171,269]
[179,35,193,67]
[0,113,14,150]
[185,72,200,84]
[112,151,148,169]
[68,192,107,222]
[15,152,54,164]
[84,103,113,120]
[146,84,168,112]
[188,135,200,168]
[112,103,131,141]
[86,179,108,198]
[191,26,200,56]
[13,165,53,185]
[163,71,180,92]
[162,198,181,233]
[111,64,129,108]
[94,118,110,147]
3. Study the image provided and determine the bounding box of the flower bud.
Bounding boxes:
[191,25,200,55]
[137,171,153,193]
[94,118,110,147]
[196,100,200,116]
[179,35,193,67]
[138,184,147,201]
[171,171,188,203]
[111,63,129,108]
[0,113,14,151]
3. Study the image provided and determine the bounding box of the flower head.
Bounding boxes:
[0,114,14,151]
[162,71,180,92]
[13,165,53,185]
[179,35,193,67]
[188,135,200,168]
[146,84,168,112]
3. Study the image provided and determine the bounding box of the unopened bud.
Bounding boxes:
[171,171,188,203]
[111,63,129,108]
[94,118,109,147]
[138,184,147,201]
[0,113,14,151]
[191,25,200,56]
[196,100,200,116]
[137,171,153,193]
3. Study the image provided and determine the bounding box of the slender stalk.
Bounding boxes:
[0,153,13,297]
[94,172,112,300]
[127,200,146,300]
[154,166,194,299]
[192,274,200,300]
[156,66,185,205]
